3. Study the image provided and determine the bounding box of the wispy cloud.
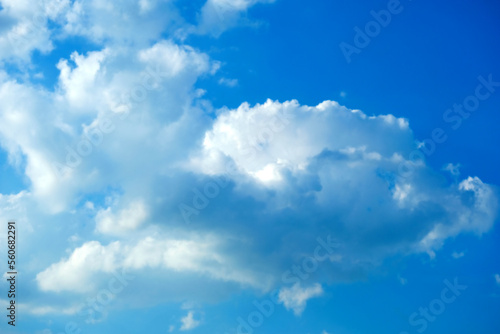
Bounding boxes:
[180,311,200,331]
[218,77,239,87]
[278,283,324,316]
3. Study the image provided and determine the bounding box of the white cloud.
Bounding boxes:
[180,311,200,331]
[398,275,408,285]
[21,303,82,316]
[196,0,274,36]
[56,49,110,111]
[23,94,498,308]
[0,0,69,63]
[452,251,465,259]
[495,274,500,285]
[4,86,498,312]
[0,0,177,64]
[278,283,323,316]
[218,77,238,87]
[192,99,498,257]
[138,41,213,79]
[443,163,461,176]
[36,241,122,293]
[95,200,148,235]
[193,99,412,185]
[36,234,270,293]
[0,37,216,213]
[0,298,81,316]
[60,0,179,45]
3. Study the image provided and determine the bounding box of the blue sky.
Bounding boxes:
[0,0,499,333]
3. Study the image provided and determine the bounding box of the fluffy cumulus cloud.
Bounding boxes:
[0,0,498,322]
[0,36,217,213]
[59,0,180,45]
[0,0,267,64]
[0,0,69,63]
[0,0,181,63]
[190,99,498,260]
[3,93,500,314]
